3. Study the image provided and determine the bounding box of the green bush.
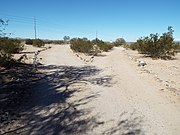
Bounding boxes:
[114,38,126,46]
[44,40,64,44]
[70,38,93,54]
[0,38,23,68]
[135,26,177,58]
[92,38,113,52]
[33,39,45,47]
[0,38,24,54]
[0,19,24,68]
[126,42,138,50]
[96,40,113,52]
[0,52,16,68]
[175,42,180,53]
[52,40,64,44]
[70,38,113,54]
[25,39,33,45]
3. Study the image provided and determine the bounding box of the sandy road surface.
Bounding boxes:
[2,45,180,135]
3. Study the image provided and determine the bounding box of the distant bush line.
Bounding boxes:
[26,39,66,46]
[44,40,64,45]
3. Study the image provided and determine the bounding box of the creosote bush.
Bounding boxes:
[70,38,113,54]
[25,39,33,45]
[93,39,113,52]
[126,42,138,50]
[33,39,45,47]
[175,42,180,53]
[0,38,24,68]
[0,19,25,68]
[128,26,177,59]
[0,38,23,54]
[44,40,64,45]
[70,38,93,54]
[25,39,45,47]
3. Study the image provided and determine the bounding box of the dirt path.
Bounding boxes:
[2,45,180,135]
[92,47,180,135]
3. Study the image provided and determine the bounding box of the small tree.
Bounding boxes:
[136,26,177,59]
[114,38,126,46]
[158,26,175,57]
[63,36,70,43]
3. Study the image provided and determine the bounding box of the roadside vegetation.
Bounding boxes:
[70,38,93,54]
[44,40,64,45]
[92,38,113,52]
[0,19,42,127]
[0,19,24,68]
[25,39,45,47]
[113,38,126,46]
[70,38,113,55]
[126,26,179,59]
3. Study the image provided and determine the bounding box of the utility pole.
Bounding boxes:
[34,17,37,39]
[96,30,98,42]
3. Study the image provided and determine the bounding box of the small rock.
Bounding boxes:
[138,60,147,67]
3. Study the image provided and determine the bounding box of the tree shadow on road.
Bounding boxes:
[103,111,144,135]
[1,64,144,135]
[1,65,110,134]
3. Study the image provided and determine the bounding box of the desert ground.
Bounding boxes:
[1,44,180,135]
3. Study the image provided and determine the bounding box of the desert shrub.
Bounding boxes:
[52,40,64,44]
[70,38,93,54]
[127,42,138,50]
[96,40,113,52]
[44,40,64,44]
[0,38,23,67]
[114,38,126,46]
[0,52,16,68]
[25,39,33,45]
[70,38,114,54]
[33,39,45,47]
[0,38,23,54]
[174,42,180,53]
[135,26,177,58]
[91,38,113,52]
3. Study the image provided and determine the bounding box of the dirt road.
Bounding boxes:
[2,45,180,135]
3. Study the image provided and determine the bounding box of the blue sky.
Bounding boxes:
[0,0,180,41]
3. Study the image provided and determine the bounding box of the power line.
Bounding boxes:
[96,30,98,39]
[7,19,33,25]
[0,12,34,20]
[0,12,90,32]
[0,12,99,39]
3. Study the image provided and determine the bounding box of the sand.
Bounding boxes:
[2,44,180,135]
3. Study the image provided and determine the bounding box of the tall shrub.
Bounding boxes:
[136,26,177,58]
[33,39,45,47]
[70,38,93,54]
[0,19,24,67]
